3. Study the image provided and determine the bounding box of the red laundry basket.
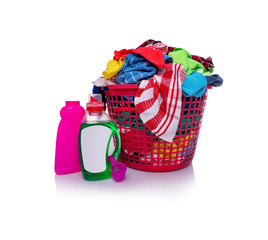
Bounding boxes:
[105,84,208,172]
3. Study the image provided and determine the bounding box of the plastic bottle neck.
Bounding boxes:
[87,110,104,116]
[82,110,112,124]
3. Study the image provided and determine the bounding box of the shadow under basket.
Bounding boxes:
[105,84,208,172]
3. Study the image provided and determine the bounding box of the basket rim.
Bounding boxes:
[107,84,139,90]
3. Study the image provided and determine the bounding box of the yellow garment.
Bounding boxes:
[153,131,194,160]
[102,57,125,79]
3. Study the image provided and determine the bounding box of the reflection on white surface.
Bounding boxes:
[55,164,196,199]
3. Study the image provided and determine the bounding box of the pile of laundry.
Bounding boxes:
[93,39,223,142]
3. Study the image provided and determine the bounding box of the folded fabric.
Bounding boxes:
[206,74,223,87]
[182,72,207,97]
[102,57,124,79]
[135,63,186,142]
[191,55,214,71]
[168,48,212,75]
[114,47,169,68]
[115,53,157,84]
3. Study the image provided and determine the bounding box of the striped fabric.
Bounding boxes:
[153,42,168,54]
[134,63,186,142]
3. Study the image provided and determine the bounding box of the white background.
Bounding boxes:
[1,0,267,239]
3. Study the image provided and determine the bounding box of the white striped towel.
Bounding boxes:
[134,63,186,142]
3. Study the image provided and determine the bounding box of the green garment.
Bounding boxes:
[195,68,213,76]
[196,67,213,76]
[168,48,213,76]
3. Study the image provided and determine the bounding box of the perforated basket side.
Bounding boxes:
[105,84,207,172]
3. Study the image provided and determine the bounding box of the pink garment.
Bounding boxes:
[134,63,186,143]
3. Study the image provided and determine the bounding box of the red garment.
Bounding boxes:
[113,49,132,61]
[191,55,214,71]
[167,46,175,53]
[132,47,167,68]
[113,47,167,68]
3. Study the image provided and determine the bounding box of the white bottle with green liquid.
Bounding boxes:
[79,94,122,181]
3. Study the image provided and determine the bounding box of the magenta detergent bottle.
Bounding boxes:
[55,101,85,175]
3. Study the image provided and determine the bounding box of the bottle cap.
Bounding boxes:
[65,101,80,106]
[86,94,104,111]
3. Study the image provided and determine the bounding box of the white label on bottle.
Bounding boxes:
[81,125,112,173]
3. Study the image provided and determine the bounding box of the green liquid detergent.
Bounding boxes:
[79,94,121,181]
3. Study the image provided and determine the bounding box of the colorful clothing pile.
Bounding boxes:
[93,39,223,142]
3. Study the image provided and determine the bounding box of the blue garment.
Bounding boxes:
[116,53,157,84]
[182,72,207,97]
[206,74,223,87]
[164,54,173,63]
